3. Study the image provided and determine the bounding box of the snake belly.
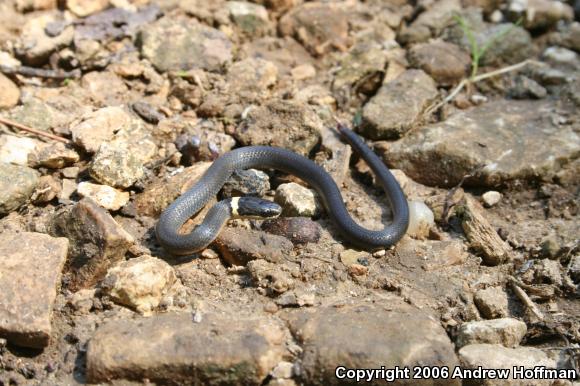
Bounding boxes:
[155,126,409,255]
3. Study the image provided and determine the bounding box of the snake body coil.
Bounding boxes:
[155,125,409,255]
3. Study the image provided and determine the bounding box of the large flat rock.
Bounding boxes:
[0,232,68,348]
[86,313,287,385]
[381,100,580,187]
[139,16,232,73]
[284,302,460,385]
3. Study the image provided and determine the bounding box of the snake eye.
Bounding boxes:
[235,197,282,218]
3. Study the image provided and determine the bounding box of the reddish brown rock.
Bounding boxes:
[214,227,294,265]
[0,73,20,109]
[278,2,350,56]
[51,198,134,290]
[261,217,321,245]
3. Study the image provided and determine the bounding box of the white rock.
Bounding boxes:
[490,10,504,23]
[458,344,556,386]
[0,135,39,165]
[67,0,109,17]
[77,182,129,211]
[101,255,184,315]
[470,94,488,104]
[275,182,322,217]
[89,142,145,189]
[456,318,527,348]
[543,46,578,66]
[271,361,294,379]
[474,287,509,319]
[61,166,80,178]
[201,249,219,259]
[71,107,132,154]
[0,51,21,67]
[482,191,502,207]
[406,200,434,239]
[228,1,269,21]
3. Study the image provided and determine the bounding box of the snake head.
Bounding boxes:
[230,197,282,219]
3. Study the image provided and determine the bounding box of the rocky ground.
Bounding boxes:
[0,0,578,385]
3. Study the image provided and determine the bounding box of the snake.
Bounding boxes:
[155,124,409,255]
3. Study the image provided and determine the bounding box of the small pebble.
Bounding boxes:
[271,361,294,379]
[482,191,502,207]
[543,46,578,67]
[357,257,369,266]
[192,312,203,323]
[372,249,386,258]
[348,263,368,277]
[132,101,165,124]
[470,94,488,104]
[59,179,77,202]
[291,64,316,80]
[201,249,219,259]
[61,166,80,179]
[490,10,503,23]
[263,301,278,313]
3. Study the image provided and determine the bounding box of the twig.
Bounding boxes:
[0,116,70,143]
[0,64,81,80]
[301,253,334,264]
[425,59,536,116]
[509,276,544,321]
[471,59,534,82]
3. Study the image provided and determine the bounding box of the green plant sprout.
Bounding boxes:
[453,15,522,79]
[176,70,189,78]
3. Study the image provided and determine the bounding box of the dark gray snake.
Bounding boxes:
[155,125,409,255]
